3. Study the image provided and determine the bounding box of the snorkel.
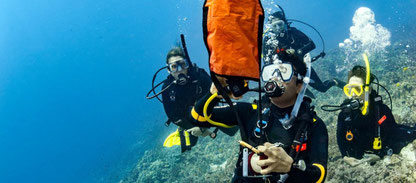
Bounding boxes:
[361,53,371,116]
[281,53,312,130]
[168,34,194,86]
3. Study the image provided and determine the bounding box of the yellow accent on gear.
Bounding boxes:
[191,107,207,122]
[312,163,325,183]
[343,84,364,97]
[346,130,353,141]
[373,137,382,150]
[203,92,234,128]
[252,104,258,110]
[163,129,181,147]
[184,130,191,146]
[362,53,370,115]
[313,118,317,123]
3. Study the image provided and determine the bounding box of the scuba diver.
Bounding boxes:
[263,9,345,94]
[322,54,416,166]
[146,35,238,153]
[190,51,328,182]
[160,46,211,153]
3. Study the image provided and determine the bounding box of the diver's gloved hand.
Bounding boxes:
[256,142,294,174]
[187,127,212,137]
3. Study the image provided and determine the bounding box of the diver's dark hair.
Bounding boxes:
[277,51,307,77]
[166,47,185,64]
[348,65,375,83]
[270,11,286,22]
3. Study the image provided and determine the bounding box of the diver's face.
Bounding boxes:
[348,76,365,100]
[168,56,188,79]
[270,76,303,108]
[270,18,287,36]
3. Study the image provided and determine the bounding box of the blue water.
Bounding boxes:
[0,0,414,182]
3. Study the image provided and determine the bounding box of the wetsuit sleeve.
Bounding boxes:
[309,67,334,93]
[303,119,328,183]
[190,91,256,128]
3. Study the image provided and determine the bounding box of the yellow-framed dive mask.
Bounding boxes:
[343,83,364,98]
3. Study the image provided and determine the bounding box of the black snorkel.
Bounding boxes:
[180,34,194,71]
[146,34,194,103]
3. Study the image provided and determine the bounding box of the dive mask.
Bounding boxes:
[261,62,295,82]
[167,59,189,73]
[344,83,364,98]
[270,19,287,37]
[261,62,296,97]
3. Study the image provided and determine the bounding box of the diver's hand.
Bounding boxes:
[257,142,294,174]
[187,127,212,137]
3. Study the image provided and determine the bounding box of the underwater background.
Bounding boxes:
[0,0,415,182]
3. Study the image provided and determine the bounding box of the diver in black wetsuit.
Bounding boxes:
[161,47,212,152]
[153,47,238,153]
[263,11,345,94]
[336,66,416,164]
[190,51,328,182]
[162,47,211,129]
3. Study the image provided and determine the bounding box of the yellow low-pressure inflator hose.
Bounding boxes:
[203,92,234,128]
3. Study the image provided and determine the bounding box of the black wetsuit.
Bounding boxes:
[337,92,416,159]
[191,93,328,183]
[162,66,211,128]
[263,27,344,93]
[161,65,212,152]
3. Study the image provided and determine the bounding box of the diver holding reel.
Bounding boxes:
[190,51,328,182]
